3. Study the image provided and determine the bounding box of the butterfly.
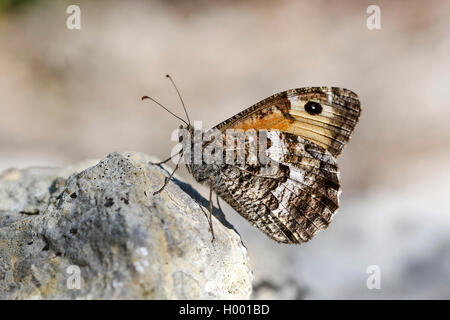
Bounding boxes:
[143,76,361,244]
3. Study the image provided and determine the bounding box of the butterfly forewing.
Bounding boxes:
[214,87,361,158]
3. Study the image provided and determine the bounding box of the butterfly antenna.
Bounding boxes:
[166,74,191,126]
[141,95,189,126]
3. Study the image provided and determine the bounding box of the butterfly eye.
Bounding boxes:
[304,101,323,115]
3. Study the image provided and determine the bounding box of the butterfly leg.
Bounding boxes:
[149,150,181,166]
[153,152,183,195]
[208,176,216,242]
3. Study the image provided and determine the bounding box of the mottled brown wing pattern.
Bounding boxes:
[208,131,340,244]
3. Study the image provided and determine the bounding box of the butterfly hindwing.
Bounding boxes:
[264,131,340,242]
[207,130,340,244]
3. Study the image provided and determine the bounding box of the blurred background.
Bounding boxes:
[1,0,449,299]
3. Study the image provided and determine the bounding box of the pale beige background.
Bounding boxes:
[1,0,449,299]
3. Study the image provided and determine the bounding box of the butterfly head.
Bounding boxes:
[178,123,194,142]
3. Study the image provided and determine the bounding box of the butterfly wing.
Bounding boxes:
[208,87,360,243]
[214,87,361,158]
[211,131,340,243]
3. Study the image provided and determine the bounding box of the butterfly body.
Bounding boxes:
[177,87,361,244]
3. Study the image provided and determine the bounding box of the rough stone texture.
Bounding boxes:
[0,152,252,299]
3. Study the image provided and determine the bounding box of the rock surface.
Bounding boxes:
[0,152,252,299]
